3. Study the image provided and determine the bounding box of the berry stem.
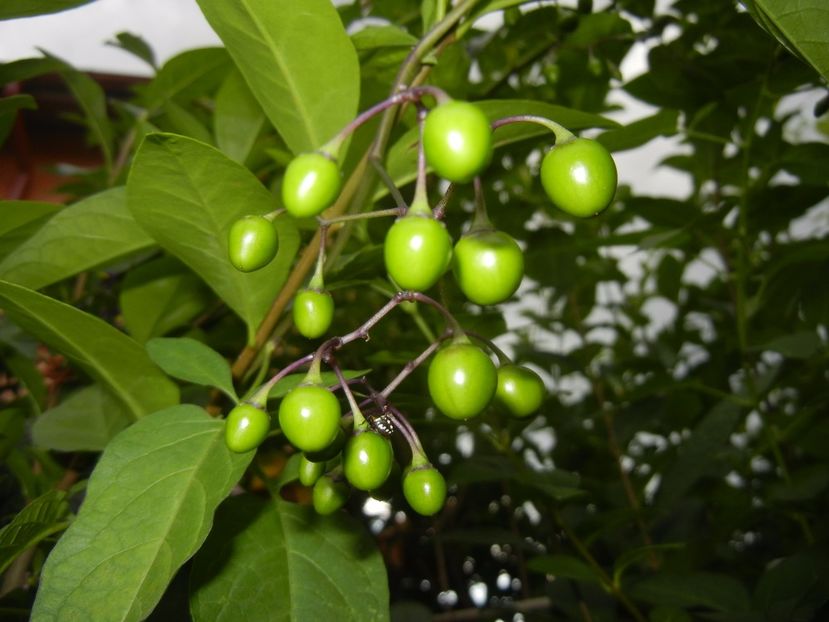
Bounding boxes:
[379,332,451,399]
[385,402,428,463]
[329,356,368,429]
[309,224,328,291]
[465,330,511,365]
[318,207,404,227]
[470,176,494,231]
[491,114,576,144]
[431,182,455,221]
[249,352,316,406]
[408,105,432,217]
[370,156,408,212]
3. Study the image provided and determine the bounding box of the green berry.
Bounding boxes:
[282,152,341,218]
[343,431,393,491]
[227,215,278,272]
[225,403,270,453]
[278,384,341,452]
[293,288,334,339]
[540,138,617,217]
[384,215,453,292]
[423,100,493,183]
[453,229,524,305]
[428,342,497,420]
[298,454,326,487]
[313,474,349,515]
[495,365,545,417]
[403,466,447,516]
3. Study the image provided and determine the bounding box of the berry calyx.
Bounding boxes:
[540,137,617,217]
[423,100,493,183]
[293,288,334,339]
[224,403,270,453]
[227,215,278,273]
[278,384,341,452]
[384,214,452,292]
[427,340,497,420]
[343,430,393,491]
[282,152,341,218]
[313,474,349,515]
[453,229,524,305]
[403,465,447,516]
[495,364,545,418]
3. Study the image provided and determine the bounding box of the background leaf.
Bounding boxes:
[32,384,132,452]
[127,133,300,341]
[0,0,97,20]
[31,406,253,622]
[0,280,179,420]
[195,0,359,154]
[189,495,389,622]
[629,572,751,613]
[146,337,237,402]
[0,200,61,262]
[214,68,266,164]
[0,188,153,289]
[0,491,70,575]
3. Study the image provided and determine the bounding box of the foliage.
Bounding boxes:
[1,0,828,620]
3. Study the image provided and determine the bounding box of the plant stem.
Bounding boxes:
[329,357,367,428]
[491,114,575,144]
[379,333,450,399]
[318,207,403,227]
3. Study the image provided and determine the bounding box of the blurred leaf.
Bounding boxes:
[612,543,685,585]
[146,337,237,402]
[189,495,389,622]
[754,552,827,617]
[0,491,70,575]
[106,32,156,69]
[351,25,418,51]
[32,384,131,451]
[31,406,252,621]
[214,68,266,164]
[597,109,679,152]
[768,465,829,502]
[0,280,180,420]
[451,455,582,500]
[527,554,601,583]
[752,331,822,359]
[120,256,211,344]
[0,94,36,145]
[195,0,360,154]
[0,407,26,460]
[0,199,60,262]
[630,572,751,612]
[0,188,153,289]
[160,100,213,144]
[742,0,829,81]
[140,48,231,109]
[0,0,96,20]
[127,133,300,341]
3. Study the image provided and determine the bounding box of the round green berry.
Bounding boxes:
[343,431,393,491]
[282,152,341,218]
[293,288,334,339]
[540,138,617,217]
[227,215,278,273]
[384,215,453,292]
[225,403,270,453]
[495,365,545,418]
[453,229,524,305]
[423,100,493,183]
[403,466,447,516]
[428,342,497,420]
[278,384,341,452]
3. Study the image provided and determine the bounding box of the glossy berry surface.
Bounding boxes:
[304,427,345,463]
[427,342,497,420]
[384,216,452,292]
[423,100,493,183]
[224,403,270,453]
[278,384,341,452]
[496,364,545,418]
[282,152,341,218]
[293,288,334,339]
[403,466,447,516]
[298,454,326,487]
[453,230,524,305]
[313,475,349,515]
[227,215,278,273]
[540,138,617,217]
[343,431,393,491]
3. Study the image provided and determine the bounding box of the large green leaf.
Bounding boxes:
[32,384,132,452]
[0,280,179,420]
[0,188,153,289]
[146,337,238,402]
[190,496,389,622]
[742,0,829,81]
[214,68,266,164]
[31,406,253,622]
[139,48,231,110]
[127,133,300,341]
[195,0,360,154]
[381,100,619,199]
[0,491,70,575]
[0,0,96,20]
[119,256,211,344]
[629,572,751,613]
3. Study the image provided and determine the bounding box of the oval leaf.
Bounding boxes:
[190,496,389,622]
[0,280,179,420]
[195,0,359,153]
[31,405,253,622]
[146,337,237,402]
[0,490,70,575]
[127,133,300,341]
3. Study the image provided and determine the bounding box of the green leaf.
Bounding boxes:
[31,406,253,622]
[0,491,70,575]
[119,256,212,344]
[140,48,231,109]
[214,68,266,164]
[160,100,214,144]
[597,109,679,152]
[0,188,153,289]
[266,369,371,399]
[146,337,237,402]
[742,0,829,81]
[629,572,751,613]
[0,280,179,420]
[657,400,742,506]
[612,543,685,585]
[753,331,822,359]
[0,0,96,20]
[189,495,389,622]
[382,100,618,199]
[351,25,418,51]
[450,455,583,501]
[0,199,60,262]
[127,133,300,341]
[106,32,157,69]
[526,554,601,583]
[32,384,132,452]
[194,0,360,154]
[0,407,26,460]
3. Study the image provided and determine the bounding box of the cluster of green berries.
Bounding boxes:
[223,95,617,517]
